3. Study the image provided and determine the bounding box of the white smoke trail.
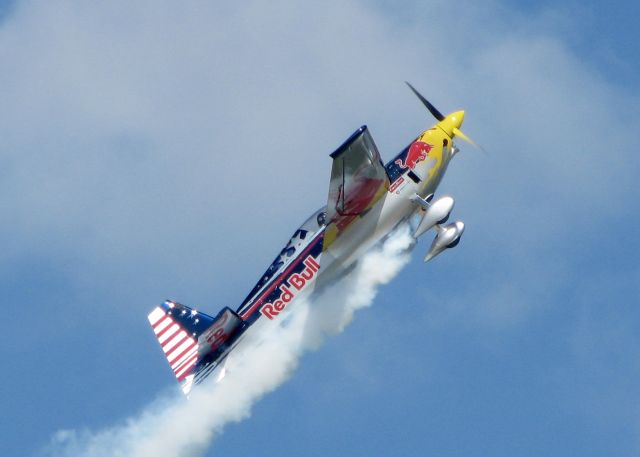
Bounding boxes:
[43,224,415,457]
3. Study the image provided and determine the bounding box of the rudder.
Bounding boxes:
[147,300,243,394]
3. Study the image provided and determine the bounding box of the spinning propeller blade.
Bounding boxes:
[406,82,485,153]
[405,81,445,121]
[453,127,487,154]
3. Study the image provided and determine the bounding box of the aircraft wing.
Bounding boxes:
[324,126,390,249]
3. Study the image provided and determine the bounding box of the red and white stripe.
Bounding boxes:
[148,307,199,381]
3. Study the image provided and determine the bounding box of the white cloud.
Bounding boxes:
[2,0,635,284]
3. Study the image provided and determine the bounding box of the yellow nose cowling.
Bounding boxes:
[436,110,465,137]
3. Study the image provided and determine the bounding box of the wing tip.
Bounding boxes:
[329,125,368,159]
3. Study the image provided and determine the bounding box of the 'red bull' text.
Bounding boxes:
[260,255,320,320]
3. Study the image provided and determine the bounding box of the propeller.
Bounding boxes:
[405,81,445,122]
[452,127,480,150]
[454,127,487,154]
[405,81,485,153]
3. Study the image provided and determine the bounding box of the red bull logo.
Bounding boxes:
[394,141,433,170]
[260,256,320,320]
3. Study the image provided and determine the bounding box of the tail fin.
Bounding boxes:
[147,300,244,394]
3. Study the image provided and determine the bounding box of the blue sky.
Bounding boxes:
[1,0,639,455]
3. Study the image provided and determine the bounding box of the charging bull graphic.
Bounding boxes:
[394,141,433,170]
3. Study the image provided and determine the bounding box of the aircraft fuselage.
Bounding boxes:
[236,124,455,325]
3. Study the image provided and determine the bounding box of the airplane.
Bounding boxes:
[147,83,477,395]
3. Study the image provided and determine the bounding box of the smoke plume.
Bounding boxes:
[43,225,415,457]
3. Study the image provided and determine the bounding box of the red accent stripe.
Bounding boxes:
[157,323,179,343]
[154,316,174,338]
[153,315,171,329]
[162,331,187,352]
[167,340,196,364]
[172,346,197,371]
[239,234,323,320]
[389,177,404,193]
[155,318,175,339]
[176,355,198,380]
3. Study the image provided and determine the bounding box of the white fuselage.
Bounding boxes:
[236,135,455,324]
